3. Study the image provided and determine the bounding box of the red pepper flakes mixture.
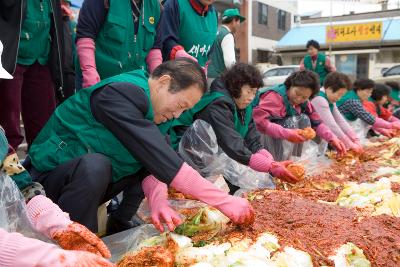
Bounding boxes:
[238,190,400,267]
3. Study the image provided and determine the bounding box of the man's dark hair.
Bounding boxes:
[324,72,352,92]
[385,81,400,91]
[353,79,375,92]
[371,83,391,101]
[221,63,264,99]
[222,16,240,24]
[152,58,207,93]
[284,70,320,97]
[306,39,320,50]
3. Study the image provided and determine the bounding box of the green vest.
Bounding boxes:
[178,0,218,67]
[336,90,359,121]
[165,90,253,149]
[91,0,160,79]
[254,84,308,118]
[319,91,334,112]
[304,52,328,85]
[207,26,232,78]
[17,0,52,66]
[29,70,163,182]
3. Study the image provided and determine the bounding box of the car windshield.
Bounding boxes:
[386,66,400,76]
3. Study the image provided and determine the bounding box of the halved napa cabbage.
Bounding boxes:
[329,243,371,267]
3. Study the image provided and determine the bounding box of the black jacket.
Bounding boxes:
[90,82,184,184]
[0,0,66,102]
[195,78,263,165]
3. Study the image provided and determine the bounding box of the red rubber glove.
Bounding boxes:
[284,129,307,143]
[170,163,254,225]
[142,175,183,232]
[26,195,111,258]
[270,161,300,184]
[175,50,198,62]
[329,137,346,157]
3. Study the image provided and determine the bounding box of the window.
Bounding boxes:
[277,10,286,30]
[385,65,400,76]
[258,3,268,25]
[264,69,279,78]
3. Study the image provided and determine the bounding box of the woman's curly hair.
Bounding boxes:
[221,63,264,98]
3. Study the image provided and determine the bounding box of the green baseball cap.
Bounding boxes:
[222,8,246,22]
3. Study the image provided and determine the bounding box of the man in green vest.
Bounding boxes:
[27,59,254,234]
[75,0,162,89]
[0,0,65,150]
[207,8,245,86]
[300,39,336,86]
[154,0,218,69]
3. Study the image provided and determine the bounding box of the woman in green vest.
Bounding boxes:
[337,79,400,143]
[169,63,300,192]
[0,0,65,150]
[311,72,363,154]
[253,70,346,161]
[300,40,336,86]
[27,59,253,234]
[75,0,162,89]
[154,0,218,68]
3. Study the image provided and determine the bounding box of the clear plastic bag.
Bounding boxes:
[348,119,370,145]
[102,224,160,263]
[178,120,275,190]
[260,114,321,162]
[0,171,45,240]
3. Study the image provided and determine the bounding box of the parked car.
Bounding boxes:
[374,64,400,84]
[263,65,299,87]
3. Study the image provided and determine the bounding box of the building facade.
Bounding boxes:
[276,9,400,80]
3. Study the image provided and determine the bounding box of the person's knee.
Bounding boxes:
[78,153,112,190]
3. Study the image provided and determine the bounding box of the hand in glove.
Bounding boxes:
[329,137,346,157]
[26,195,111,258]
[77,38,100,88]
[142,175,182,232]
[0,229,115,267]
[170,163,254,225]
[175,50,198,62]
[391,121,400,130]
[349,142,364,154]
[270,161,300,184]
[284,129,306,143]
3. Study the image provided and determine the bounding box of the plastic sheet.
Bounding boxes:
[260,114,321,162]
[102,224,160,263]
[0,171,46,240]
[347,119,370,145]
[178,120,275,190]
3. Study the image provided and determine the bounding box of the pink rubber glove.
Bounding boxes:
[389,116,400,122]
[270,161,300,184]
[0,229,115,267]
[146,49,163,74]
[330,137,346,157]
[175,49,198,62]
[26,195,111,258]
[373,117,393,129]
[142,175,183,232]
[283,129,306,143]
[375,127,395,138]
[391,121,400,130]
[349,142,364,154]
[170,163,254,225]
[248,149,274,173]
[77,38,100,88]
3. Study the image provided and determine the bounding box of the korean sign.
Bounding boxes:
[326,22,382,43]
